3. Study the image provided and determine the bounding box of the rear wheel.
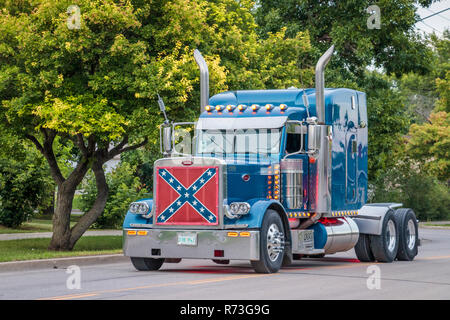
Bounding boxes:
[130,257,164,271]
[354,233,375,262]
[369,210,399,262]
[394,208,419,261]
[251,210,285,273]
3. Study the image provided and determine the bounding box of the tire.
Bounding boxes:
[394,208,419,261]
[369,209,399,262]
[130,257,164,271]
[354,233,375,262]
[251,209,285,273]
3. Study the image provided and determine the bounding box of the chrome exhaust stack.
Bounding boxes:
[315,45,334,124]
[194,49,209,113]
[307,45,334,218]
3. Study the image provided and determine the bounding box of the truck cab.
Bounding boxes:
[122,47,418,273]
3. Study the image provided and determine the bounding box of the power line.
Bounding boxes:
[417,8,450,22]
[418,20,443,35]
[424,7,450,22]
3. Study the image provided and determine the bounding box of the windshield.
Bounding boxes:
[196,128,282,159]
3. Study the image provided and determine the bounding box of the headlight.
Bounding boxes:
[129,202,150,215]
[238,202,251,215]
[226,202,250,219]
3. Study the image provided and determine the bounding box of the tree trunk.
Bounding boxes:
[48,159,109,251]
[48,183,77,250]
[69,161,109,249]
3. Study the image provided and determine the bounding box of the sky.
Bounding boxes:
[415,0,450,36]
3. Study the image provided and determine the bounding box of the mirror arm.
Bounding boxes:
[283,120,308,160]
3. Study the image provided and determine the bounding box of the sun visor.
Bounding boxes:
[196,116,288,130]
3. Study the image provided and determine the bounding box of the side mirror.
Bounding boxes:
[161,125,172,154]
[308,124,321,152]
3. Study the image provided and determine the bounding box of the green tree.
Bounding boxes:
[364,72,411,181]
[397,30,450,123]
[0,0,153,250]
[406,111,450,182]
[0,0,313,250]
[254,0,434,78]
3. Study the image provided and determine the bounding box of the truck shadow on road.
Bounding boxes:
[158,257,363,274]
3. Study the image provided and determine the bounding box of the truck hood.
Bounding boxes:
[225,159,275,203]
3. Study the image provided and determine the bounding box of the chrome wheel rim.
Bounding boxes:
[267,223,283,262]
[386,219,396,252]
[406,219,416,250]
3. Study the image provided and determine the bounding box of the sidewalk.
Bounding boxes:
[2,221,448,241]
[0,229,122,241]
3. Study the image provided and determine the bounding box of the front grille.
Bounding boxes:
[154,165,219,226]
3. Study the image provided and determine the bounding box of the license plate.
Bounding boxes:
[177,233,197,246]
[299,230,314,250]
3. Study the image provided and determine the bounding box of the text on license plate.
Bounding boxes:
[177,233,197,246]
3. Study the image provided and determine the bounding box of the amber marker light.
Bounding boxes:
[237,104,247,111]
[279,104,288,111]
[205,105,212,112]
[226,104,236,112]
[215,105,224,111]
[127,230,137,235]
[227,232,239,237]
[251,104,260,111]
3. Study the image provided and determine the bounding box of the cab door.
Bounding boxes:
[345,96,358,204]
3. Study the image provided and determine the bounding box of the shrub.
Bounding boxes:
[0,155,54,228]
[370,161,450,221]
[79,162,148,229]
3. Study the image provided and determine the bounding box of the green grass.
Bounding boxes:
[424,223,450,227]
[0,236,123,262]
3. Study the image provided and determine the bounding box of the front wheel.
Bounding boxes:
[251,210,285,273]
[130,257,164,271]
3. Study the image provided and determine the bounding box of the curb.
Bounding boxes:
[0,254,128,273]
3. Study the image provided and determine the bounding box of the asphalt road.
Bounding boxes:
[0,227,449,300]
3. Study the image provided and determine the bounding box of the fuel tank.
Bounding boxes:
[320,217,359,254]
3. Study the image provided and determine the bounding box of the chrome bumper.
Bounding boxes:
[123,229,260,260]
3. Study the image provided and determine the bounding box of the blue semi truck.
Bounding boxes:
[122,46,419,273]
